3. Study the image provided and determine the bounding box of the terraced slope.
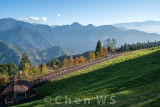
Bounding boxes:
[14,47,160,107]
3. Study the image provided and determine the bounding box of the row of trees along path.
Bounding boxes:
[29,53,122,86]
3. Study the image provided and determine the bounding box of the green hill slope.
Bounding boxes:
[14,47,160,107]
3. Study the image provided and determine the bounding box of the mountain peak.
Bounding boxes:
[1,18,16,21]
[86,24,95,27]
[71,22,82,26]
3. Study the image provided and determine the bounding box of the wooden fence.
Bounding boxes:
[30,53,122,86]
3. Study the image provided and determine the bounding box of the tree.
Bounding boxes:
[124,43,127,52]
[8,62,18,77]
[0,75,9,86]
[102,46,108,56]
[19,53,31,70]
[104,38,111,47]
[95,40,102,57]
[20,63,32,79]
[104,38,116,49]
[68,56,74,66]
[0,63,9,76]
[54,59,61,69]
[84,57,87,63]
[50,59,54,68]
[32,64,40,76]
[88,51,93,61]
[62,58,68,68]
[100,49,103,57]
[96,52,100,58]
[74,57,79,65]
[40,63,47,74]
[111,38,117,49]
[79,56,85,64]
[92,53,96,60]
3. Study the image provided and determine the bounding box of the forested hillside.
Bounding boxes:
[0,41,77,66]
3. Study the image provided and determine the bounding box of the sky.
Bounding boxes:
[0,0,160,26]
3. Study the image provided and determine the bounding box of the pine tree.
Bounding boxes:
[8,62,18,77]
[50,59,54,68]
[124,43,127,52]
[95,40,102,57]
[96,52,100,58]
[19,53,31,70]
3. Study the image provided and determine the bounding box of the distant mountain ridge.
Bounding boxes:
[114,20,160,34]
[0,40,78,66]
[0,18,160,53]
[0,26,55,50]
[53,22,160,52]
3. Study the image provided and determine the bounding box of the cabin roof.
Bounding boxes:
[0,76,32,95]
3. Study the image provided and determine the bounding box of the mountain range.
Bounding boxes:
[0,18,160,65]
[0,40,77,66]
[114,20,160,34]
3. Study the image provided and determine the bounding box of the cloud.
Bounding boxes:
[29,16,40,21]
[18,18,29,22]
[57,13,60,17]
[18,16,48,23]
[41,17,47,22]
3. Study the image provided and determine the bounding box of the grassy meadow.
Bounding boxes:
[14,47,160,107]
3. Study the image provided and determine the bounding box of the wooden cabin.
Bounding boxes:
[0,76,39,106]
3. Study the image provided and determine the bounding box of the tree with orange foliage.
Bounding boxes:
[84,57,87,63]
[79,56,85,64]
[74,57,79,65]
[100,49,103,57]
[102,46,108,56]
[92,53,96,60]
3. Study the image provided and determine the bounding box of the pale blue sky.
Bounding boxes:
[0,0,160,25]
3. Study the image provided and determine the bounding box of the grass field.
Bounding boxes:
[14,47,160,107]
